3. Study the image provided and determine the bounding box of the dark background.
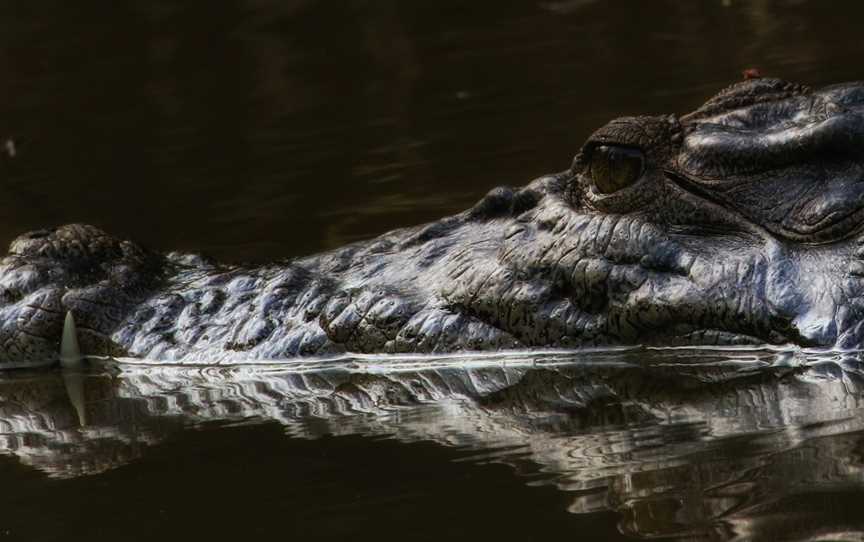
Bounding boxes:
[1,1,862,262]
[1,2,863,540]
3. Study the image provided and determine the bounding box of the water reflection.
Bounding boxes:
[3,348,864,540]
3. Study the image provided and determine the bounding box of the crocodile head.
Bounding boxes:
[443,78,864,349]
[1,78,864,366]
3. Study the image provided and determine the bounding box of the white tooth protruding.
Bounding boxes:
[60,311,83,368]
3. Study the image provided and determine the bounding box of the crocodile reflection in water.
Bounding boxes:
[3,349,864,540]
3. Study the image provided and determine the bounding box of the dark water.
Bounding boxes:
[5,350,864,541]
[1,1,864,540]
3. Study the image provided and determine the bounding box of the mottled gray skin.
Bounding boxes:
[3,78,864,366]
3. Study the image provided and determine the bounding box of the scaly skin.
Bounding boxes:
[3,78,864,366]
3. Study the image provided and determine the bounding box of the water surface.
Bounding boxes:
[1,1,864,540]
[3,349,864,541]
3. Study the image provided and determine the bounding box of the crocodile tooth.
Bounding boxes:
[60,311,83,368]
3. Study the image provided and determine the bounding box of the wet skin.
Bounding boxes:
[3,78,864,366]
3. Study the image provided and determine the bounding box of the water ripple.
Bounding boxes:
[1,348,864,538]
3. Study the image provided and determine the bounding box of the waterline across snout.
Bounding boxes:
[83,344,859,381]
[22,311,864,378]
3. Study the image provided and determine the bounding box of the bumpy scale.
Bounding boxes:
[2,78,864,366]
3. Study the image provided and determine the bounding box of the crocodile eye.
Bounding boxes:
[588,145,644,194]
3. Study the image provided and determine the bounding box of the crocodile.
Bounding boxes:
[3,77,864,366]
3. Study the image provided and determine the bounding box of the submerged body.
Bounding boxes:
[3,78,864,366]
